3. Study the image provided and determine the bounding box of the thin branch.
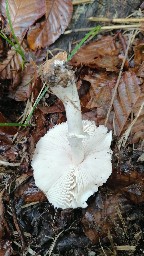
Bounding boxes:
[73,0,93,5]
[88,17,144,23]
[64,24,141,34]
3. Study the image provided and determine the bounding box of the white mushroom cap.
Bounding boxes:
[32,120,112,209]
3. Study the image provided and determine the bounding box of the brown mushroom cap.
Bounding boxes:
[32,120,112,209]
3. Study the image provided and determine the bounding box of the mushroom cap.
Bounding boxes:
[31,120,112,209]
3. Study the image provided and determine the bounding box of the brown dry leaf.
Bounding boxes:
[113,71,141,136]
[70,36,122,71]
[27,0,73,50]
[9,62,37,101]
[0,49,23,79]
[1,0,46,38]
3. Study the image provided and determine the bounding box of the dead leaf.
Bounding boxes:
[9,62,37,101]
[27,0,73,50]
[84,73,116,109]
[113,71,141,135]
[39,100,64,114]
[134,41,144,66]
[0,49,23,79]
[137,61,144,77]
[0,240,12,256]
[0,112,17,135]
[0,190,5,239]
[1,0,46,38]
[15,178,46,203]
[70,36,122,71]
[82,192,131,243]
[123,182,144,204]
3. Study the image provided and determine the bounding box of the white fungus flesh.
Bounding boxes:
[32,52,112,209]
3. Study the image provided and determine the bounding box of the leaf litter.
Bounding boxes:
[0,0,144,255]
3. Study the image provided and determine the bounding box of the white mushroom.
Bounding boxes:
[31,53,112,209]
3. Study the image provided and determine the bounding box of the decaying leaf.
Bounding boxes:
[27,0,73,50]
[1,0,46,38]
[70,36,122,71]
[0,49,23,79]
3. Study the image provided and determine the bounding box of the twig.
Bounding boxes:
[88,17,144,23]
[64,24,141,34]
[104,31,135,126]
[0,160,20,167]
[73,0,93,4]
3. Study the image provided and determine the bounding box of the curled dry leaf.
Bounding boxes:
[27,0,73,50]
[0,49,23,79]
[1,0,46,38]
[70,36,122,71]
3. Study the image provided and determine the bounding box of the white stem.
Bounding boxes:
[50,81,85,165]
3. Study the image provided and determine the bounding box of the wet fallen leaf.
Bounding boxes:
[27,0,73,50]
[70,36,122,71]
[1,0,45,38]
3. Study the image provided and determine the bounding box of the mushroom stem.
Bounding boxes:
[50,79,85,165]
